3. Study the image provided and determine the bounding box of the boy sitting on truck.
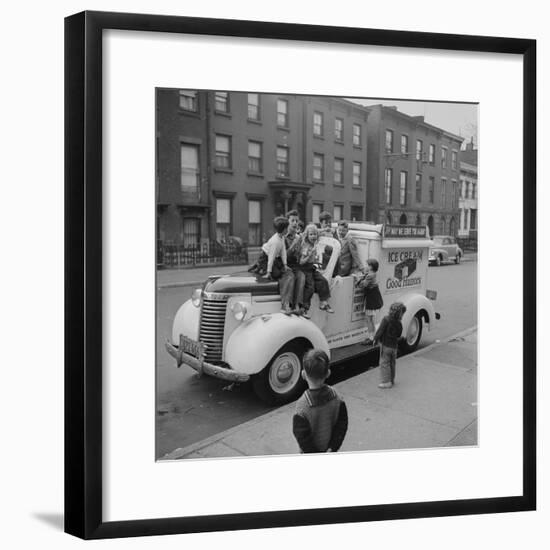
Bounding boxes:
[248,216,289,279]
[336,220,364,277]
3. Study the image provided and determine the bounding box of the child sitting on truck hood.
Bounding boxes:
[248,216,289,279]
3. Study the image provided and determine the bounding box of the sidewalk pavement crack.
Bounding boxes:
[446,418,478,446]
[219,441,247,456]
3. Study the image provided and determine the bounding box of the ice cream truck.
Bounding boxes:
[165,223,440,404]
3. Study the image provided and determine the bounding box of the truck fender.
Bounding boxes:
[225,314,330,375]
[399,293,436,334]
[171,299,200,343]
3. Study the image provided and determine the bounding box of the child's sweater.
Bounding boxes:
[292,385,348,453]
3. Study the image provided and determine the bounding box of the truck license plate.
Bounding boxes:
[179,334,204,359]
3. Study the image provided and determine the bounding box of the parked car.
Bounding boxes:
[166,223,441,404]
[429,235,463,266]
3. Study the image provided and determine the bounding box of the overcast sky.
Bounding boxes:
[347,97,478,149]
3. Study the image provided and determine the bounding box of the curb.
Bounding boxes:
[162,325,478,460]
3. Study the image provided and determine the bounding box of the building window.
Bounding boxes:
[214,91,229,112]
[472,183,477,199]
[247,93,260,120]
[429,176,435,204]
[334,158,344,185]
[333,205,343,221]
[399,171,408,206]
[451,179,458,208]
[179,90,197,111]
[216,198,231,242]
[385,129,394,153]
[470,209,477,230]
[334,118,344,141]
[401,134,408,155]
[351,205,363,221]
[399,213,408,225]
[248,200,262,245]
[183,218,201,247]
[429,144,435,165]
[277,99,288,127]
[441,146,448,169]
[384,168,393,205]
[452,150,458,170]
[312,203,323,223]
[416,139,423,161]
[353,162,361,186]
[276,146,289,178]
[180,144,200,193]
[353,124,362,146]
[313,111,324,137]
[441,178,447,207]
[313,153,324,181]
[248,141,262,173]
[415,173,422,203]
[215,135,231,169]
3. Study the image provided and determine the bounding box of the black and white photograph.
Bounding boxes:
[2,0,542,545]
[156,90,479,460]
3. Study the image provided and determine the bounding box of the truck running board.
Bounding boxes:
[330,342,378,366]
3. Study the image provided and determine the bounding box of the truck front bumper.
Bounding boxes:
[164,338,250,383]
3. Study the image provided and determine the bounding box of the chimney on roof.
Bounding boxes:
[466,136,475,151]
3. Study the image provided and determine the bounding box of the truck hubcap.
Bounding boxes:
[269,352,301,394]
[406,317,420,345]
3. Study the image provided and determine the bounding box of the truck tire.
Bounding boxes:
[400,312,423,353]
[252,341,308,405]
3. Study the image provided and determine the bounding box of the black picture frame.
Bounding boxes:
[65,10,536,540]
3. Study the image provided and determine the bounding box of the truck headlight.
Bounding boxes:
[231,301,249,322]
[191,288,202,308]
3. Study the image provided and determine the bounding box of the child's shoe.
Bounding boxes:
[301,308,311,319]
[319,301,334,313]
[281,304,293,315]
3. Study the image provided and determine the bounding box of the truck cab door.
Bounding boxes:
[309,237,367,347]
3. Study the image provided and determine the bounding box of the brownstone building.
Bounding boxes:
[156,90,369,250]
[366,104,464,237]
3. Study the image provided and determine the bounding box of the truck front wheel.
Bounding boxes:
[252,341,308,405]
[400,313,423,353]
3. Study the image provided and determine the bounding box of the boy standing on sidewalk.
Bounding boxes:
[374,302,406,389]
[292,350,348,453]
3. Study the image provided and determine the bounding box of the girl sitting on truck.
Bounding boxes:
[294,224,334,318]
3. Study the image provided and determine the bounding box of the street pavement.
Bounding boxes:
[157,252,478,289]
[162,326,478,460]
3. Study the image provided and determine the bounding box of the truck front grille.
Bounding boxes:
[199,298,227,362]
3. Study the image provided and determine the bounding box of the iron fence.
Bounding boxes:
[157,238,248,268]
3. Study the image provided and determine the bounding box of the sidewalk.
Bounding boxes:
[157,252,478,289]
[163,327,478,459]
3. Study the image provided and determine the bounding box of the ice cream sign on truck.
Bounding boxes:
[165,222,440,405]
